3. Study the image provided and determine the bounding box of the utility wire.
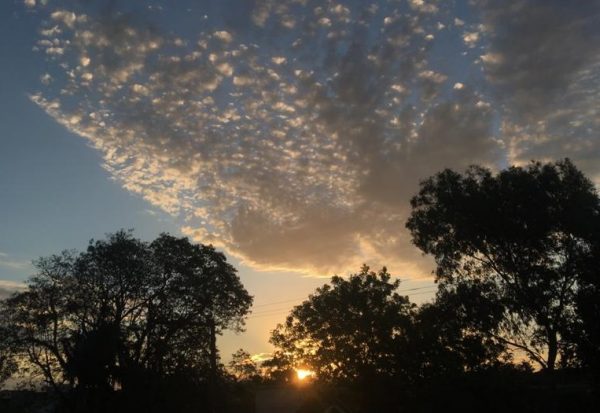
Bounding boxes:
[246,286,438,320]
[251,284,437,309]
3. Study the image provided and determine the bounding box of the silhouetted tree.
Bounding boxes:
[1,251,80,393]
[0,230,252,410]
[570,248,600,374]
[0,322,16,386]
[146,234,252,385]
[406,282,509,381]
[270,265,415,382]
[228,349,259,382]
[406,159,600,371]
[260,351,295,383]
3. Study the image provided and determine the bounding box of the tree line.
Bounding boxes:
[1,159,599,412]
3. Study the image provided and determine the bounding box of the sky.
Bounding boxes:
[1,0,599,361]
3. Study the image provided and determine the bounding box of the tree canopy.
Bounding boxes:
[269,264,510,385]
[270,265,415,381]
[0,230,252,411]
[406,159,600,370]
[0,322,16,386]
[228,349,259,382]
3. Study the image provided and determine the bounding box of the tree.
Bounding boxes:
[259,351,295,383]
[0,322,17,387]
[147,235,252,383]
[409,278,513,378]
[569,240,600,373]
[270,265,415,382]
[406,159,600,371]
[228,349,259,382]
[2,251,81,393]
[1,230,252,409]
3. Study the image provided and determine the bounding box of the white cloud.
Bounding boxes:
[250,352,274,363]
[0,253,31,270]
[213,30,233,43]
[418,70,447,83]
[26,0,600,277]
[463,31,479,47]
[40,73,52,84]
[0,280,27,300]
[0,280,27,290]
[51,10,78,28]
[408,0,439,14]
[475,0,600,180]
[45,47,64,55]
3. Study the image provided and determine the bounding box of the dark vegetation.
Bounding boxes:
[1,159,599,412]
[0,232,252,412]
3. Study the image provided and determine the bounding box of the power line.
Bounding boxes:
[252,297,308,308]
[251,284,437,309]
[246,286,438,320]
[250,306,304,317]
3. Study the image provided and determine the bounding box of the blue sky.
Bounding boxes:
[1,0,599,360]
[0,2,178,280]
[0,1,340,359]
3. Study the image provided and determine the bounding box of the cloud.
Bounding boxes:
[473,0,600,179]
[0,280,27,300]
[0,289,14,300]
[250,352,274,363]
[213,30,233,43]
[462,31,479,47]
[25,0,600,276]
[0,253,31,271]
[408,0,439,14]
[0,280,27,290]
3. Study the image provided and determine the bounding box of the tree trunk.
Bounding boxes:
[208,317,218,413]
[546,329,557,372]
[209,317,218,377]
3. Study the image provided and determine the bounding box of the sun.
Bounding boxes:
[295,368,315,381]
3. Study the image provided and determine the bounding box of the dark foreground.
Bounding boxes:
[1,371,599,413]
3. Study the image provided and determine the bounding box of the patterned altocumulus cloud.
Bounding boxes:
[24,0,600,275]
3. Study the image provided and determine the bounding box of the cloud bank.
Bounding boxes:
[25,0,600,275]
[0,252,31,271]
[0,280,27,300]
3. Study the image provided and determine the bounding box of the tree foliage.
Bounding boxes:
[269,264,514,388]
[0,322,17,386]
[0,230,252,408]
[406,159,600,370]
[405,282,509,381]
[259,351,295,383]
[270,265,415,381]
[228,349,259,382]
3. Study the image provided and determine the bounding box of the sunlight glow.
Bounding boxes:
[295,368,315,381]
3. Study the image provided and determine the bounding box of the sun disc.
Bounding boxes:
[296,368,314,380]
